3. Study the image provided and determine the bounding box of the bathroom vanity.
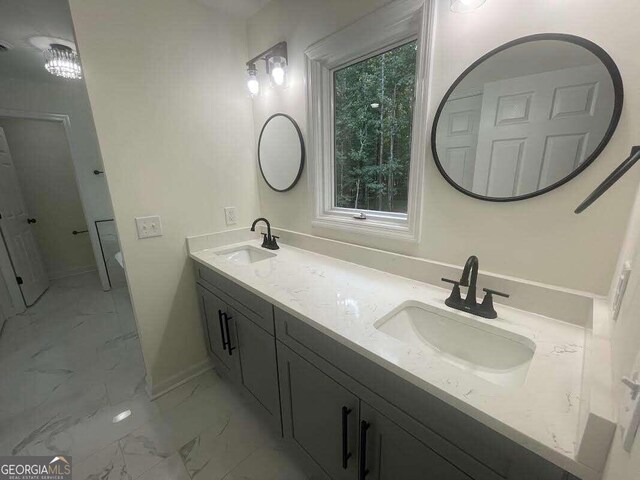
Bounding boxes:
[188,230,611,480]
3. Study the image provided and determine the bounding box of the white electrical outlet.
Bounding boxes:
[135,215,163,239]
[224,207,237,226]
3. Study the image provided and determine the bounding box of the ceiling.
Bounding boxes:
[0,0,77,83]
[195,0,272,19]
[0,0,271,84]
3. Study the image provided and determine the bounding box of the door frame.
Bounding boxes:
[0,108,111,303]
[0,221,26,316]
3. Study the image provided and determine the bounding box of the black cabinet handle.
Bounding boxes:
[27,218,36,224]
[223,312,235,355]
[217,309,228,351]
[341,407,352,469]
[359,420,370,479]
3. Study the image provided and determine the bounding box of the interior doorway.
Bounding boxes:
[0,113,97,317]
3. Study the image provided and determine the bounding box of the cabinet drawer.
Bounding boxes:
[197,264,274,335]
[275,307,566,480]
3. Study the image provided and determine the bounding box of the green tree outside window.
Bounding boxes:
[334,41,417,213]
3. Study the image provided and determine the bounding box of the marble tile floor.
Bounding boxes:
[0,272,317,480]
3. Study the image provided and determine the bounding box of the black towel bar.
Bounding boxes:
[575,146,640,214]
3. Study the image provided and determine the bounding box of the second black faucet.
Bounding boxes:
[442,255,509,319]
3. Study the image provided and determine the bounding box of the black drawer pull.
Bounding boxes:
[342,407,352,469]
[359,420,370,479]
[222,312,235,355]
[218,309,227,350]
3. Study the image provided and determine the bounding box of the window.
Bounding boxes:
[306,0,431,241]
[334,41,417,214]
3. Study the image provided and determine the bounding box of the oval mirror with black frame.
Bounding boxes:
[258,113,305,192]
[431,33,623,202]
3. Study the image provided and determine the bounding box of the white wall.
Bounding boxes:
[0,118,96,279]
[248,0,640,295]
[602,179,640,478]
[0,76,114,289]
[68,0,260,389]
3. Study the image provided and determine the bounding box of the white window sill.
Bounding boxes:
[312,214,420,242]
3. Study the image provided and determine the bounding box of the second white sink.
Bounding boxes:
[375,301,535,388]
[216,245,276,265]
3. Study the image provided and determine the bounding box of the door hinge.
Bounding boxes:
[16,276,23,285]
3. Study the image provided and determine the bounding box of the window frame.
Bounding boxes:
[305,0,433,242]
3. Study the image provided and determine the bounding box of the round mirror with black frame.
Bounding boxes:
[258,113,305,192]
[431,33,623,202]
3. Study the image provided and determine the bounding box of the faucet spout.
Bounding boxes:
[251,217,271,238]
[441,255,509,319]
[460,255,479,305]
[250,217,279,250]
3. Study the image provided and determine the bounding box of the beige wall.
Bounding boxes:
[0,118,95,279]
[68,0,260,388]
[248,0,640,295]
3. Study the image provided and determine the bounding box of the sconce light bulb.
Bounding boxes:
[268,55,287,87]
[271,66,285,86]
[248,77,260,96]
[450,0,486,12]
[247,66,260,96]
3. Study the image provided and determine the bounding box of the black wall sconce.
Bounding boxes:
[246,41,288,97]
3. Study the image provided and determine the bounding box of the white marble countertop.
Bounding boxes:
[189,238,595,479]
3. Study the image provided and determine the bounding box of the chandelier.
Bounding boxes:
[44,44,82,80]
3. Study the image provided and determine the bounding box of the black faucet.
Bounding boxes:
[442,255,509,319]
[250,218,279,250]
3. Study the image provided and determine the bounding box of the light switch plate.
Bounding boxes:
[613,261,632,321]
[135,215,162,239]
[224,207,237,226]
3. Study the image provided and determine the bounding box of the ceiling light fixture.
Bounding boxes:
[450,0,487,12]
[44,44,82,80]
[245,41,288,96]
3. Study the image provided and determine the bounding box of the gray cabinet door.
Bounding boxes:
[278,344,358,480]
[360,402,471,480]
[198,285,238,377]
[233,307,281,429]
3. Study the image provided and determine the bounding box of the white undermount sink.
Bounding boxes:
[375,301,535,388]
[215,245,276,265]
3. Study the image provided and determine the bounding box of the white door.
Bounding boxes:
[435,93,483,191]
[472,64,615,197]
[0,127,49,306]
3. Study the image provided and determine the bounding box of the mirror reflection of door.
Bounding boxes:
[473,64,614,197]
[436,93,482,191]
[433,36,622,201]
[0,127,49,306]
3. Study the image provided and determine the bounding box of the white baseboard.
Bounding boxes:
[48,265,97,280]
[145,358,213,400]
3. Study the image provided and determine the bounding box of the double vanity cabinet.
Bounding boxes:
[194,261,579,480]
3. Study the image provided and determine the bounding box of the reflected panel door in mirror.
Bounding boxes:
[431,34,623,201]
